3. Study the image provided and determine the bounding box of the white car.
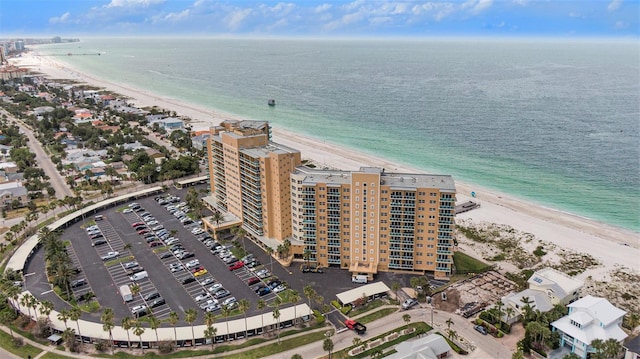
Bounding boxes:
[222,297,237,307]
[200,278,215,286]
[199,298,219,310]
[185,259,200,269]
[123,208,133,213]
[273,284,287,293]
[101,251,119,261]
[191,228,204,235]
[195,292,211,302]
[208,283,223,292]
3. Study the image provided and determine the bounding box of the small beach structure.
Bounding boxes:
[268,99,276,106]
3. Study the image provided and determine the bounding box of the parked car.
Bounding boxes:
[159,252,173,259]
[256,286,271,296]
[200,278,215,286]
[150,298,166,308]
[101,251,119,261]
[247,277,261,285]
[185,259,200,269]
[402,298,419,310]
[149,241,163,247]
[143,292,160,301]
[124,261,139,269]
[208,283,223,292]
[182,277,196,285]
[228,261,245,271]
[71,278,87,288]
[195,292,211,302]
[214,289,231,299]
[474,325,488,335]
[273,284,287,293]
[92,239,107,246]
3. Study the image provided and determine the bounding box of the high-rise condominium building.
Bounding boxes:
[207,121,456,278]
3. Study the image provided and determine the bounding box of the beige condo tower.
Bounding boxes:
[206,120,456,279]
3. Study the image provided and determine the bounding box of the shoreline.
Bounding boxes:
[13,50,639,280]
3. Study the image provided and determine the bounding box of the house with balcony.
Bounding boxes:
[551,295,627,359]
[502,267,583,323]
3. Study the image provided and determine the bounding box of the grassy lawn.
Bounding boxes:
[357,308,398,324]
[453,251,491,273]
[349,299,388,317]
[0,328,43,358]
[41,352,75,359]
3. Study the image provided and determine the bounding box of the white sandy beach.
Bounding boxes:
[13,51,639,282]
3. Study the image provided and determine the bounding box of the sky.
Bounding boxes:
[0,0,638,38]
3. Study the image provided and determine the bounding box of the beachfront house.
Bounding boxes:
[502,267,583,322]
[551,295,627,359]
[386,333,452,359]
[624,335,640,359]
[0,181,28,209]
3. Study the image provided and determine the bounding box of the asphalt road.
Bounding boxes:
[1,109,74,199]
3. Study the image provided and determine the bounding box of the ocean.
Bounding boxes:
[36,38,640,232]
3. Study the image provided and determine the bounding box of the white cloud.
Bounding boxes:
[615,20,628,29]
[225,8,252,31]
[49,12,71,24]
[370,16,392,25]
[608,0,622,11]
[262,2,296,17]
[512,0,528,6]
[568,12,583,18]
[163,9,190,22]
[470,0,493,14]
[315,4,332,13]
[105,0,164,8]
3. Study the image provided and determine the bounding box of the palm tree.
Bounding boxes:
[238,299,250,338]
[57,309,70,330]
[505,307,515,324]
[61,327,76,351]
[290,290,301,326]
[101,308,115,354]
[0,311,15,339]
[221,304,232,341]
[520,296,534,321]
[148,315,161,347]
[446,317,454,331]
[121,317,133,348]
[526,321,544,344]
[231,225,247,254]
[20,293,32,319]
[257,299,266,333]
[303,285,316,309]
[352,336,362,349]
[391,282,401,304]
[273,297,282,344]
[133,320,145,353]
[495,300,505,322]
[184,308,198,346]
[204,311,216,349]
[211,210,224,239]
[204,326,218,352]
[130,283,141,299]
[303,248,311,268]
[291,354,303,359]
[323,337,334,359]
[168,311,179,347]
[448,329,458,341]
[403,313,411,325]
[69,306,82,341]
[39,300,54,322]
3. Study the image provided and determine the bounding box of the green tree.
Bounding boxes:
[68,306,83,341]
[185,308,198,346]
[101,308,115,354]
[273,298,282,344]
[323,337,334,359]
[148,315,161,347]
[446,317,454,331]
[291,355,303,359]
[304,285,317,308]
[168,311,179,347]
[121,317,133,348]
[239,298,250,338]
[39,300,54,322]
[257,299,266,332]
[221,304,232,341]
[57,309,70,330]
[290,290,301,326]
[403,313,411,325]
[204,311,217,351]
[391,282,401,304]
[133,320,145,353]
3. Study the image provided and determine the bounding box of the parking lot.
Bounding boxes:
[23,183,448,330]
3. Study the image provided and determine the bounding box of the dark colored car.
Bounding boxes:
[150,298,165,308]
[71,278,87,288]
[247,277,260,285]
[257,286,271,296]
[182,277,196,285]
[92,239,107,246]
[159,252,173,259]
[144,292,160,301]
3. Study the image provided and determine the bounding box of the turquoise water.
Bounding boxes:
[36,38,640,232]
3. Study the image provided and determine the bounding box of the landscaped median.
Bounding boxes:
[330,322,431,359]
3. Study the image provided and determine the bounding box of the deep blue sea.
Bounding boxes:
[36,38,640,232]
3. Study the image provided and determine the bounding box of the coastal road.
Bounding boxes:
[276,305,513,359]
[1,109,74,199]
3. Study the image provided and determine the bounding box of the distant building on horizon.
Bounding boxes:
[204,120,456,279]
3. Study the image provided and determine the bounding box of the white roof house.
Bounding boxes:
[386,334,452,359]
[528,267,583,305]
[552,295,627,359]
[502,267,583,321]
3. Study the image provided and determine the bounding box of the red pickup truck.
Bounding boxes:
[345,319,367,335]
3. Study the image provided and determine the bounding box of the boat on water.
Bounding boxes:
[268,99,276,106]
